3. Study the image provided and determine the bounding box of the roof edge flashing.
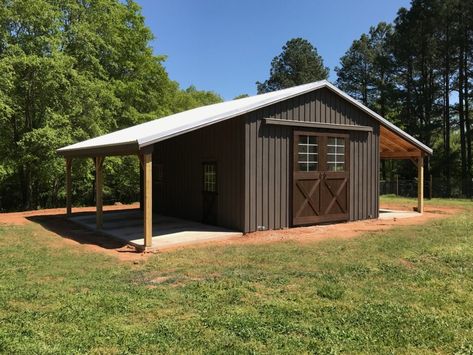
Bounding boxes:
[56,140,139,156]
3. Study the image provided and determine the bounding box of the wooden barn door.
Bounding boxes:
[293,131,349,226]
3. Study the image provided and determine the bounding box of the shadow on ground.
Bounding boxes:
[27,210,141,254]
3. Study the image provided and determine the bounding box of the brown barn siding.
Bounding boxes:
[151,87,380,234]
[244,87,380,232]
[152,116,245,231]
[349,128,380,221]
[244,111,291,232]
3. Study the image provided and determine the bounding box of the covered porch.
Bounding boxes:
[380,125,428,213]
[59,141,243,251]
[60,143,157,249]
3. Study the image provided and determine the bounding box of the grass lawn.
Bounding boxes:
[381,194,473,208]
[1,198,473,353]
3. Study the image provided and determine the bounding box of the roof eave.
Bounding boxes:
[57,141,140,158]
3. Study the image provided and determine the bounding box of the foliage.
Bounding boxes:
[0,0,222,211]
[335,0,473,196]
[257,38,329,94]
[336,23,397,119]
[172,85,222,113]
[233,94,249,100]
[0,198,473,352]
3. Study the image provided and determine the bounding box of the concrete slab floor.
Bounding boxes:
[378,208,420,220]
[69,209,242,250]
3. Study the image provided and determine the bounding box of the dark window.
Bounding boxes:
[298,135,318,171]
[203,163,217,192]
[327,137,345,171]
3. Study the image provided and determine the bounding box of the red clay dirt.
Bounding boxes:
[0,203,460,262]
[220,205,456,248]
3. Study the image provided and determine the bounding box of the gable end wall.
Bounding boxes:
[244,87,380,233]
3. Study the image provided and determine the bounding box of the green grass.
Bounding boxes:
[1,198,473,353]
[381,194,473,207]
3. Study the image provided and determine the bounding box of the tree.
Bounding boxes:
[335,34,373,105]
[437,0,455,194]
[335,0,473,197]
[233,94,249,100]
[172,85,222,112]
[0,0,223,211]
[453,0,473,195]
[256,38,329,94]
[336,23,398,181]
[336,23,396,116]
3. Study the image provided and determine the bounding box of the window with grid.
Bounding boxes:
[298,135,318,171]
[327,137,345,171]
[203,163,217,192]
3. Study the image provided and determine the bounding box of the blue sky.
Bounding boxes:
[135,0,411,100]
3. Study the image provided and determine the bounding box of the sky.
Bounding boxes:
[135,0,411,100]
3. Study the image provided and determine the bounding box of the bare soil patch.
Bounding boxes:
[150,276,172,284]
[0,203,460,261]
[166,204,460,251]
[399,258,416,269]
[0,204,138,225]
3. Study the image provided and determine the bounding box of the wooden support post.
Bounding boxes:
[66,158,72,216]
[95,157,104,229]
[417,155,424,213]
[143,153,153,248]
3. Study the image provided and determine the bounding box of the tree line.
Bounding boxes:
[258,1,473,197]
[1,0,471,212]
[336,0,473,197]
[0,0,221,211]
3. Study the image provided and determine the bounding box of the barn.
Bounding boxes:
[57,80,432,249]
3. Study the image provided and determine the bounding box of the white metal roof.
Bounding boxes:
[57,80,432,155]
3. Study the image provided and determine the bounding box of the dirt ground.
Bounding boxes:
[0,203,139,225]
[234,206,455,246]
[0,202,460,262]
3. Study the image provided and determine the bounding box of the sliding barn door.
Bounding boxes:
[293,131,349,226]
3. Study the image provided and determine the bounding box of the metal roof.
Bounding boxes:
[57,80,433,156]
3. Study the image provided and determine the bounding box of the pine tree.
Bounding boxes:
[257,38,329,94]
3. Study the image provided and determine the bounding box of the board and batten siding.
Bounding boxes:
[244,87,380,233]
[152,116,245,231]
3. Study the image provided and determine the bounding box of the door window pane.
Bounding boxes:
[327,137,345,171]
[298,135,318,171]
[203,163,217,192]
